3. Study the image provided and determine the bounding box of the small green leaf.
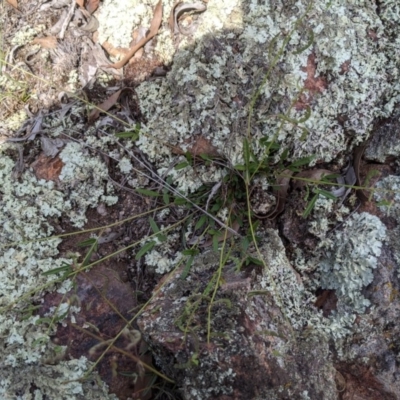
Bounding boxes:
[243,138,250,167]
[195,215,207,230]
[35,317,53,325]
[20,305,41,320]
[376,199,393,207]
[233,164,246,171]
[175,161,189,170]
[115,131,139,140]
[174,197,187,206]
[299,127,309,141]
[149,217,167,242]
[289,155,315,168]
[185,151,193,163]
[135,241,156,260]
[53,309,70,323]
[200,154,213,162]
[318,189,337,200]
[42,262,72,276]
[136,188,161,197]
[302,193,319,218]
[248,290,270,297]
[181,255,195,279]
[163,191,170,205]
[78,238,97,248]
[80,238,98,267]
[251,220,260,232]
[212,233,221,252]
[246,256,263,266]
[259,138,280,150]
[210,203,222,213]
[364,169,380,188]
[303,184,310,201]
[149,217,160,234]
[182,249,200,256]
[280,148,289,162]
[240,237,250,252]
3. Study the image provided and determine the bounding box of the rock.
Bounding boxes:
[138,233,337,399]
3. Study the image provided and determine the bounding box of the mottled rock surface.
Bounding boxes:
[138,236,337,399]
[135,0,400,399]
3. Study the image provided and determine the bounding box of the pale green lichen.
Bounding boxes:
[118,156,133,173]
[97,0,152,48]
[374,175,400,219]
[318,212,387,313]
[0,357,117,399]
[253,229,353,340]
[144,231,183,274]
[374,175,400,272]
[11,24,45,46]
[58,142,118,227]
[0,142,118,398]
[97,0,176,63]
[67,69,79,91]
[4,109,28,131]
[135,0,400,192]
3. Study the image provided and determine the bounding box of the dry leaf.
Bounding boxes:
[172,136,220,158]
[31,154,65,181]
[292,169,334,190]
[85,0,99,14]
[75,0,84,7]
[88,89,122,123]
[104,0,163,69]
[88,88,136,123]
[6,0,18,9]
[32,36,58,49]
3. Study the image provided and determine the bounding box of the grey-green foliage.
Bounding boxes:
[318,212,386,313]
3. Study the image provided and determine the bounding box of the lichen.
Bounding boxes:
[318,212,387,313]
[135,0,400,192]
[4,109,28,131]
[374,175,400,271]
[11,24,45,46]
[58,142,118,227]
[144,231,183,274]
[97,0,176,63]
[0,143,118,398]
[0,357,117,399]
[374,175,400,219]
